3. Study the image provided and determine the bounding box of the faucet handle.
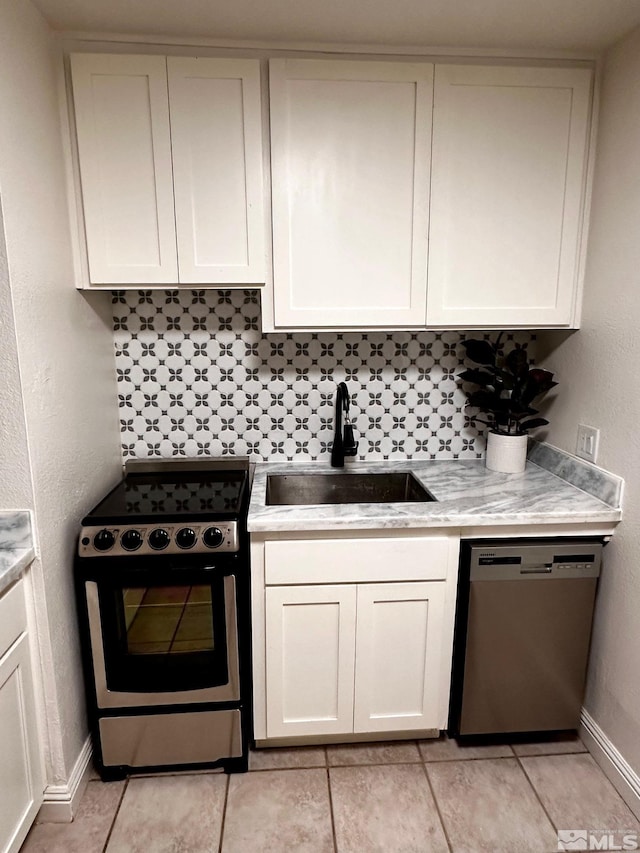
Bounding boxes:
[344,424,358,457]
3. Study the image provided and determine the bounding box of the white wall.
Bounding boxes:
[0,202,33,511]
[0,0,122,785]
[540,25,640,774]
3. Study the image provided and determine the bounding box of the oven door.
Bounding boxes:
[85,560,240,708]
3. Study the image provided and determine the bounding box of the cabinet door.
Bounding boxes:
[269,59,433,328]
[0,633,43,853]
[353,582,446,733]
[427,65,592,328]
[265,584,356,737]
[168,57,265,284]
[70,54,178,284]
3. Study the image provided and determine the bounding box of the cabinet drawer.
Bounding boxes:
[0,579,27,659]
[264,537,451,585]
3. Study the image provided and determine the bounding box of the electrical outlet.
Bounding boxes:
[576,424,600,463]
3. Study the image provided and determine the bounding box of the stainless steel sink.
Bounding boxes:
[265,472,436,506]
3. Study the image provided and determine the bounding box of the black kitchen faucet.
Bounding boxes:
[331,381,359,467]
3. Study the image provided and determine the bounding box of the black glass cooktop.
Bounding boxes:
[84,469,248,524]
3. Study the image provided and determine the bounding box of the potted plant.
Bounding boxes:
[458,335,558,473]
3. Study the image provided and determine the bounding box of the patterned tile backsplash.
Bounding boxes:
[112,290,535,462]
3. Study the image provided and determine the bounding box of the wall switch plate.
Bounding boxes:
[576,424,600,463]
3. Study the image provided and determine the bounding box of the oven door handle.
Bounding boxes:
[201,564,238,577]
[81,558,240,585]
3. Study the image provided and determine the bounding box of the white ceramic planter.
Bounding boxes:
[485,431,528,474]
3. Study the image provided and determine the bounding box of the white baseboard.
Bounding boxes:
[581,709,640,821]
[37,736,93,824]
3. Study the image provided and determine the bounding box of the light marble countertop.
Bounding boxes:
[248,457,622,534]
[0,511,34,597]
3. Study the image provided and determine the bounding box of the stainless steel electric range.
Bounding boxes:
[75,459,252,781]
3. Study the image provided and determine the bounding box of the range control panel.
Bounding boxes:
[78,521,240,557]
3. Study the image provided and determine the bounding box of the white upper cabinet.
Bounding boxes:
[70,54,178,284]
[167,58,265,284]
[269,59,433,328]
[70,54,265,286]
[69,51,594,324]
[426,65,592,328]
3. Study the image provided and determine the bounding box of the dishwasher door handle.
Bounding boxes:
[520,565,553,574]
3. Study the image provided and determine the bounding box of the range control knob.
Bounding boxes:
[176,527,196,549]
[93,528,115,552]
[121,529,142,552]
[203,526,224,549]
[148,528,170,551]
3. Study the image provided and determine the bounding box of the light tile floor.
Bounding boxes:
[21,735,640,853]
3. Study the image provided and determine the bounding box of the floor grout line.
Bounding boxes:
[509,748,588,758]
[249,763,330,771]
[247,753,524,770]
[217,774,231,853]
[513,752,561,841]
[326,767,339,853]
[421,761,454,853]
[100,776,129,853]
[419,754,515,764]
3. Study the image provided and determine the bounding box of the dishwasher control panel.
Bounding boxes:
[469,540,603,581]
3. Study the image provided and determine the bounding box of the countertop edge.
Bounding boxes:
[0,547,36,597]
[0,510,35,596]
[248,513,621,534]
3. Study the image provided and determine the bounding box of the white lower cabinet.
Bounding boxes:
[353,582,446,733]
[256,534,459,742]
[0,580,43,853]
[265,584,357,738]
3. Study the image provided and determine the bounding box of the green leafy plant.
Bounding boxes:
[459,335,558,436]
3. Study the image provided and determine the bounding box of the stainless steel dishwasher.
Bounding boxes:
[449,539,604,737]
